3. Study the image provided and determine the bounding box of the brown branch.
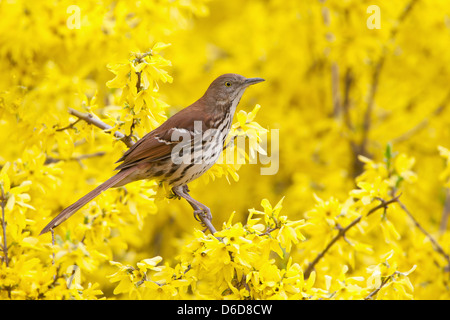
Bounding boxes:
[319,0,341,119]
[440,188,450,234]
[396,0,419,29]
[136,71,142,92]
[133,50,152,93]
[360,0,419,141]
[331,63,341,117]
[55,118,81,132]
[44,151,106,165]
[260,226,279,237]
[360,55,385,154]
[67,108,135,148]
[0,187,8,267]
[392,90,450,144]
[342,68,354,131]
[364,276,391,300]
[354,0,418,177]
[355,55,386,176]
[51,228,55,265]
[397,199,450,269]
[63,52,154,150]
[304,195,401,278]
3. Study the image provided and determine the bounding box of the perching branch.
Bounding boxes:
[62,107,219,235]
[304,195,401,278]
[63,54,150,148]
[67,108,135,148]
[61,53,154,149]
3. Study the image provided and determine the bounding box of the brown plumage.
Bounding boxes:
[40,73,264,235]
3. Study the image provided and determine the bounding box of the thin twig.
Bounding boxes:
[67,108,135,148]
[351,54,384,177]
[66,264,78,289]
[361,0,419,142]
[361,57,384,141]
[55,118,81,132]
[61,52,149,152]
[304,195,401,278]
[440,188,450,234]
[364,275,391,300]
[259,226,279,236]
[136,71,142,92]
[319,0,341,118]
[1,187,8,267]
[342,68,354,131]
[397,199,450,268]
[392,91,450,144]
[44,151,106,165]
[354,0,418,177]
[51,228,55,266]
[133,50,151,92]
[331,63,341,117]
[48,265,61,289]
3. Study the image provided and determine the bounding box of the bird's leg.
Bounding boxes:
[172,186,215,232]
[181,185,201,219]
[183,185,212,222]
[172,185,217,235]
[172,185,213,223]
[182,194,203,222]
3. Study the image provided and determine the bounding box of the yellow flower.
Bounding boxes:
[136,256,163,273]
[438,146,450,186]
[394,153,417,183]
[106,62,131,89]
[350,177,389,205]
[108,261,138,295]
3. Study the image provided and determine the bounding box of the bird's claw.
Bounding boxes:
[194,208,212,226]
[168,192,180,200]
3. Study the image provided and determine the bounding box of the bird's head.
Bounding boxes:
[203,73,265,107]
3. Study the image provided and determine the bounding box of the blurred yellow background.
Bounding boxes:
[1,0,450,299]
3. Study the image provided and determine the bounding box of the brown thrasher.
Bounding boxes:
[40,73,264,235]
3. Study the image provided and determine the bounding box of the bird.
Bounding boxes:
[40,73,265,235]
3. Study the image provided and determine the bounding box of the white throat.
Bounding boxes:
[230,88,246,116]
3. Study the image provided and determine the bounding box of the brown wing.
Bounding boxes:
[115,103,210,171]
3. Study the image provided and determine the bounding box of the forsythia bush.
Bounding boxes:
[1,0,450,300]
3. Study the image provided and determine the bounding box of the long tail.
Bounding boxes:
[40,168,135,235]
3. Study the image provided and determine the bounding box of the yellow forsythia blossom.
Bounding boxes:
[1,0,450,300]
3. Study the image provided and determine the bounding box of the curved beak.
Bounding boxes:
[244,77,265,86]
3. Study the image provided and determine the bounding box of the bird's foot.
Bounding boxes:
[194,207,212,225]
[168,190,181,200]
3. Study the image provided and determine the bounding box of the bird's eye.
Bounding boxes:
[225,81,231,87]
